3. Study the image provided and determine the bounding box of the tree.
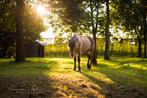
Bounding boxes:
[104,0,110,60]
[53,0,113,64]
[15,0,25,62]
[88,0,100,65]
[141,0,147,58]
[23,3,45,43]
[46,0,98,65]
[0,0,16,57]
[142,12,147,58]
[136,27,143,58]
[111,0,146,58]
[0,0,45,58]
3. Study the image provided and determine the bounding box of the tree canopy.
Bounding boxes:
[0,0,147,60]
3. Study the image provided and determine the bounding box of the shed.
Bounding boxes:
[25,42,44,57]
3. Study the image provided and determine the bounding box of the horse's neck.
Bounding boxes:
[73,34,82,51]
[73,34,81,44]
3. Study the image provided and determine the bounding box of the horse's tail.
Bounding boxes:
[91,38,97,65]
[87,36,97,65]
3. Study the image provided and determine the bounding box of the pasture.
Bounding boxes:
[0,57,147,98]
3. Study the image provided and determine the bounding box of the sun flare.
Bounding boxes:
[36,5,50,16]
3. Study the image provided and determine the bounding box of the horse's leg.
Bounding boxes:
[87,55,91,69]
[87,58,89,68]
[88,51,93,69]
[78,54,81,72]
[74,56,76,71]
[89,57,92,69]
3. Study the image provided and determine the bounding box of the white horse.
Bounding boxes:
[68,34,94,71]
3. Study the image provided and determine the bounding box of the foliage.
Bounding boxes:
[23,3,45,43]
[43,0,84,34]
[45,38,138,57]
[111,0,147,57]
[45,44,69,57]
[0,0,45,58]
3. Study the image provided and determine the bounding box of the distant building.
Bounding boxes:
[25,41,44,57]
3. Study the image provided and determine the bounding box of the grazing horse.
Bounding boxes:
[68,34,94,71]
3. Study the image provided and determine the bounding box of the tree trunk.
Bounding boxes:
[89,0,98,65]
[143,12,147,58]
[92,29,97,65]
[104,0,110,60]
[137,35,142,58]
[15,0,25,62]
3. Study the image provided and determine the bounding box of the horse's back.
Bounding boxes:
[87,36,95,50]
[80,36,94,54]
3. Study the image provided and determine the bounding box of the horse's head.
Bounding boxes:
[68,35,79,57]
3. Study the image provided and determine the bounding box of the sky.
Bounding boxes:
[34,3,56,38]
[30,2,56,45]
[40,28,55,39]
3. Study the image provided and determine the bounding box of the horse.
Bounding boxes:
[68,34,95,71]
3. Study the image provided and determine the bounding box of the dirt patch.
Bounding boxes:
[0,76,104,98]
[0,76,53,98]
[0,74,147,98]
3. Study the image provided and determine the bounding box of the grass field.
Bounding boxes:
[0,57,147,98]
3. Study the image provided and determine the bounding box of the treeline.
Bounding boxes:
[0,0,147,62]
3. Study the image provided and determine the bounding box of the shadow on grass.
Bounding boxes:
[80,62,147,98]
[0,59,67,98]
[109,58,147,66]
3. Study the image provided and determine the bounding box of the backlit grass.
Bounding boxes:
[0,57,147,97]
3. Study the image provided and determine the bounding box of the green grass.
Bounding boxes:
[0,57,147,98]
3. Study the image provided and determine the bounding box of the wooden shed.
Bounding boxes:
[25,42,44,57]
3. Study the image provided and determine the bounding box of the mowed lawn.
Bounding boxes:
[0,57,147,98]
